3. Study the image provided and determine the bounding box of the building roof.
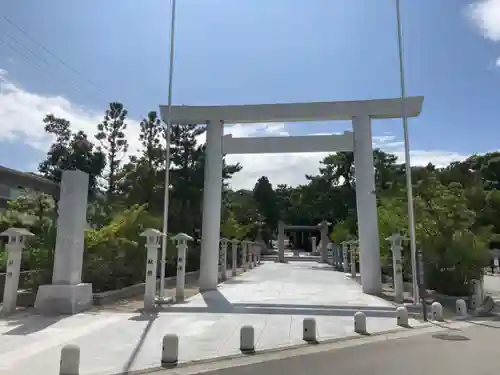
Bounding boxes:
[0,165,59,197]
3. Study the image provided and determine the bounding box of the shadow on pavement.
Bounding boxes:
[2,313,68,336]
[165,290,400,318]
[432,333,470,341]
[122,312,158,373]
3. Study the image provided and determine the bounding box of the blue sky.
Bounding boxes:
[0,0,499,189]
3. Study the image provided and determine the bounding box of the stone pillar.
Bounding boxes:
[241,240,248,271]
[140,229,163,309]
[35,169,93,315]
[219,238,228,281]
[342,242,349,273]
[353,115,382,294]
[255,243,262,265]
[230,239,239,276]
[350,242,357,277]
[1,228,34,315]
[173,233,193,302]
[248,243,254,269]
[319,221,330,263]
[386,234,405,303]
[311,236,317,254]
[277,221,285,262]
[199,120,224,292]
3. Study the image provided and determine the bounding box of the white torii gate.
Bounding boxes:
[160,96,424,294]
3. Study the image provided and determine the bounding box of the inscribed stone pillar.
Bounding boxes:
[35,169,93,315]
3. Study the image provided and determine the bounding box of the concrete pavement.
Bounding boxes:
[155,319,500,375]
[0,262,422,375]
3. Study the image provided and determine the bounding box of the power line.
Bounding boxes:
[4,31,51,66]
[0,35,100,103]
[0,37,45,71]
[2,15,105,96]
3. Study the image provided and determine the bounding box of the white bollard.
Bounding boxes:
[60,344,80,375]
[240,325,255,354]
[396,306,409,327]
[456,299,467,318]
[161,334,179,367]
[431,302,444,321]
[302,318,317,343]
[354,311,367,334]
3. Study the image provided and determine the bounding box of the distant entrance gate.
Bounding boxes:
[278,221,330,263]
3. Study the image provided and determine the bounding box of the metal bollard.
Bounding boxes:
[396,306,409,327]
[456,299,467,318]
[60,344,80,375]
[302,318,317,343]
[240,325,255,354]
[431,302,444,321]
[354,311,367,334]
[161,334,179,368]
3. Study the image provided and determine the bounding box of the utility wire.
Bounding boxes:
[0,34,101,104]
[3,15,104,94]
[4,32,51,66]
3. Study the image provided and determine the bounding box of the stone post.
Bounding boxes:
[318,220,330,263]
[386,233,406,304]
[230,239,239,277]
[173,233,193,302]
[1,228,34,315]
[219,238,228,281]
[35,169,93,315]
[311,236,317,254]
[253,243,258,266]
[140,228,163,309]
[342,242,349,273]
[277,221,285,263]
[349,241,357,278]
[255,243,262,265]
[248,242,255,269]
[241,240,249,271]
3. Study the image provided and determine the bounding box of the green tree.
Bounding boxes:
[96,102,129,200]
[38,114,105,197]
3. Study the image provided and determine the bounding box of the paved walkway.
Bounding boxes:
[0,262,422,375]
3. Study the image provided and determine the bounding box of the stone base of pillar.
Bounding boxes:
[35,283,93,315]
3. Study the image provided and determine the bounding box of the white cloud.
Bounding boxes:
[468,0,500,42]
[0,68,470,191]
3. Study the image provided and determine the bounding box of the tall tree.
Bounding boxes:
[252,176,279,238]
[38,114,106,197]
[117,111,164,206]
[95,102,129,200]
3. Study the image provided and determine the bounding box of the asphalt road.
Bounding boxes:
[162,319,500,375]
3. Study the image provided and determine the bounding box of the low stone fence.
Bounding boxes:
[92,270,200,305]
[0,269,40,302]
[1,270,200,308]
